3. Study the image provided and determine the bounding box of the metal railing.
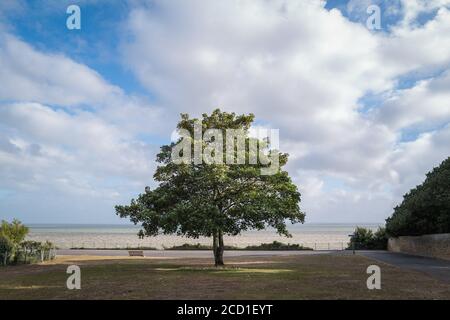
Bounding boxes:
[51,241,350,251]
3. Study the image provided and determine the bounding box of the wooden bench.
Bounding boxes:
[128,250,144,257]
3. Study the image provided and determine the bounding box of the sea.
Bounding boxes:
[26,223,383,250]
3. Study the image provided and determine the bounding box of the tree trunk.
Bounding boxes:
[213,230,225,267]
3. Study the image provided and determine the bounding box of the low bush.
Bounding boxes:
[244,241,313,251]
[0,235,14,265]
[0,219,56,266]
[165,241,313,251]
[165,243,222,250]
[347,227,388,250]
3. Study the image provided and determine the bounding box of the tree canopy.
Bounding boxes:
[386,157,450,237]
[116,109,305,265]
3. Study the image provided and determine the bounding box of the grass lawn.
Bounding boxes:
[0,253,449,299]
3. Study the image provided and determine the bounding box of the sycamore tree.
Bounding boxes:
[116,109,304,266]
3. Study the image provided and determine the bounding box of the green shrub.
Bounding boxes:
[0,235,14,265]
[0,219,29,245]
[371,227,388,250]
[348,227,373,250]
[0,220,55,265]
[347,227,387,250]
[244,241,313,251]
[20,240,45,264]
[165,243,212,250]
[385,157,450,237]
[165,243,237,250]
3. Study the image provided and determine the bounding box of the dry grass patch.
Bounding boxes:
[0,253,448,300]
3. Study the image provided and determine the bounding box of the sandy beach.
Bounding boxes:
[26,223,382,249]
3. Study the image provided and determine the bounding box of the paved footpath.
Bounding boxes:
[359,251,450,284]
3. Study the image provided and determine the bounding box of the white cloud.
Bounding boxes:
[389,125,450,194]
[0,30,169,223]
[398,0,450,27]
[120,0,450,222]
[382,7,450,75]
[0,102,157,190]
[372,70,450,130]
[0,33,122,106]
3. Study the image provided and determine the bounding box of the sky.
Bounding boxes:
[0,0,449,224]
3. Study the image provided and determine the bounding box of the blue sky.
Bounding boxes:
[0,0,449,224]
[3,1,147,95]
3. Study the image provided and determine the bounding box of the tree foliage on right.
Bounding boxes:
[386,157,450,237]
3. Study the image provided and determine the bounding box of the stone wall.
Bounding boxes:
[388,233,450,261]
